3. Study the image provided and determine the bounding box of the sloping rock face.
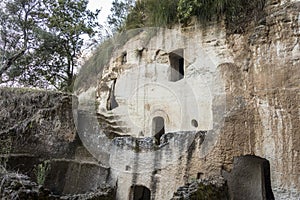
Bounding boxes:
[0,88,112,198]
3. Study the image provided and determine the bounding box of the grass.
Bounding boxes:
[123,0,266,32]
[34,160,51,185]
[125,0,178,29]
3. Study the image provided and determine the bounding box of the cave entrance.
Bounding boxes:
[225,155,274,200]
[121,51,127,65]
[107,79,118,110]
[131,185,151,200]
[169,49,184,82]
[152,117,165,145]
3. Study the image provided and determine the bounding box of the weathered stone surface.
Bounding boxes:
[44,160,109,195]
[211,1,300,199]
[0,88,112,198]
[0,88,77,158]
[76,0,300,199]
[0,172,52,200]
[0,0,299,200]
[0,171,114,200]
[171,176,228,200]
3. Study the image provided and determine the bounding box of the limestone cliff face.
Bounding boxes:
[0,0,298,199]
[81,0,300,199]
[214,1,300,199]
[185,1,300,199]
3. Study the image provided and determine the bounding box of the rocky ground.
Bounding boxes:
[171,176,229,200]
[0,170,114,200]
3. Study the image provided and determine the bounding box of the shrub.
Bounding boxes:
[34,160,51,185]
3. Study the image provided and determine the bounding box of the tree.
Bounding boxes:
[0,0,100,91]
[107,0,134,33]
[0,0,44,86]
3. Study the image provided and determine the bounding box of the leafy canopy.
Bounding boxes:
[0,0,100,91]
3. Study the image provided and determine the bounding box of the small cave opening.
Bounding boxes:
[107,79,119,110]
[169,49,184,82]
[191,119,198,128]
[130,185,151,200]
[225,155,274,200]
[121,51,127,65]
[152,116,165,145]
[197,172,203,179]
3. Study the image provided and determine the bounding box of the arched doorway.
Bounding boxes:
[152,117,165,145]
[131,185,151,200]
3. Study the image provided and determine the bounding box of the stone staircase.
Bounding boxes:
[96,112,130,138]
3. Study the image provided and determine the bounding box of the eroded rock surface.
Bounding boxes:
[0,172,114,200]
[78,0,300,199]
[171,176,228,200]
[0,0,299,200]
[0,88,112,199]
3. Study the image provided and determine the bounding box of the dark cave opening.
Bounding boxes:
[225,155,275,200]
[131,185,151,200]
[107,79,119,110]
[152,116,165,145]
[169,49,184,82]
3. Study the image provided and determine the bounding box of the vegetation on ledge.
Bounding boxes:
[108,0,266,33]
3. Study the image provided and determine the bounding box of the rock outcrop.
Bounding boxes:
[76,0,299,199]
[0,0,299,199]
[0,88,113,199]
[171,176,228,200]
[0,172,114,200]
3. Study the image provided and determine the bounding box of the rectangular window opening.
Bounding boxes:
[169,49,184,82]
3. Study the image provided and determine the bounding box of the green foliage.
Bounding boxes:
[190,182,229,200]
[125,0,178,29]
[125,0,147,29]
[0,0,101,91]
[178,0,266,31]
[177,0,227,24]
[107,0,134,33]
[34,160,51,185]
[108,0,265,33]
[146,0,178,27]
[177,0,201,24]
